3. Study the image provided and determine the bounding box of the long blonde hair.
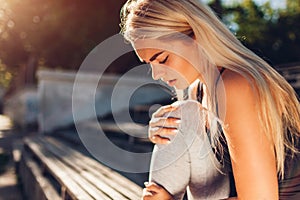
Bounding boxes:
[120,0,300,178]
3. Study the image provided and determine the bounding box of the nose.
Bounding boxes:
[151,64,165,80]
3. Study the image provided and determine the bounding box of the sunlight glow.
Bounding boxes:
[0,115,12,131]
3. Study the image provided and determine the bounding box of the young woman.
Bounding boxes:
[120,0,300,199]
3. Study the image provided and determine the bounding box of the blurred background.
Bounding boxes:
[0,0,299,101]
[0,0,299,199]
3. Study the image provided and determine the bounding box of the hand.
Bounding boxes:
[148,104,181,144]
[142,182,173,200]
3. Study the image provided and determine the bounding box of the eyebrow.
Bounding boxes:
[149,51,165,62]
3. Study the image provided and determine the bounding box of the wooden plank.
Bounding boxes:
[22,151,61,200]
[62,165,111,200]
[98,121,149,140]
[19,153,37,200]
[41,137,136,200]
[35,137,111,199]
[24,138,93,200]
[45,137,143,200]
[47,136,142,192]
[82,171,129,200]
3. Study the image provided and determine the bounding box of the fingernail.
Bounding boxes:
[144,181,149,186]
[172,129,179,133]
[166,140,171,144]
[175,119,181,123]
[151,127,159,132]
[151,136,156,140]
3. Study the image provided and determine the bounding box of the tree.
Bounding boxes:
[213,0,300,65]
[0,0,134,90]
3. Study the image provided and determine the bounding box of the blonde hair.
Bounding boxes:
[120,0,300,178]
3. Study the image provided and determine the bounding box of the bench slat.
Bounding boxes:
[38,138,127,200]
[24,138,93,200]
[45,137,142,200]
[24,136,143,200]
[21,151,61,200]
[33,137,112,200]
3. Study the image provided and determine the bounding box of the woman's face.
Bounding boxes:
[133,39,201,89]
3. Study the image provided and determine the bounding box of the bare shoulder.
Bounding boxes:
[220,69,257,108]
[221,69,255,96]
[218,69,260,135]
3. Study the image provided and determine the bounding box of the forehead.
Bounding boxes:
[133,39,167,51]
[132,39,167,61]
[133,38,191,59]
[133,39,197,65]
[135,48,162,60]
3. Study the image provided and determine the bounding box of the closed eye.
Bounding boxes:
[159,55,169,64]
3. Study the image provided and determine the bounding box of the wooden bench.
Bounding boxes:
[18,136,143,200]
[276,65,300,89]
[51,120,153,152]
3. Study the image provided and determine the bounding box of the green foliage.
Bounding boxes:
[0,60,12,88]
[212,0,300,65]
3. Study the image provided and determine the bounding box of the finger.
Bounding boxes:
[152,105,178,118]
[144,182,162,193]
[149,135,171,144]
[144,182,173,200]
[142,188,154,198]
[148,127,178,144]
[149,127,178,138]
[149,117,181,129]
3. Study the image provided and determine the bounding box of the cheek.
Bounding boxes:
[167,55,199,81]
[174,60,196,77]
[178,63,199,84]
[169,57,186,73]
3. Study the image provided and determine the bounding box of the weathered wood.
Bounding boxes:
[21,136,143,200]
[20,151,61,200]
[45,137,143,200]
[25,138,92,200]
[276,65,300,89]
[100,121,147,137]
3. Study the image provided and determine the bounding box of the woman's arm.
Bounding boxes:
[221,70,278,199]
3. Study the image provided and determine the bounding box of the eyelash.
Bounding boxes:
[159,55,169,64]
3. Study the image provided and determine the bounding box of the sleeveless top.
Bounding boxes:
[196,68,300,199]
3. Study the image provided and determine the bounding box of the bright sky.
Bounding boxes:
[204,0,286,9]
[256,0,286,9]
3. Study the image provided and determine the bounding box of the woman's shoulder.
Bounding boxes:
[220,69,258,107]
[218,68,261,136]
[220,69,254,92]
